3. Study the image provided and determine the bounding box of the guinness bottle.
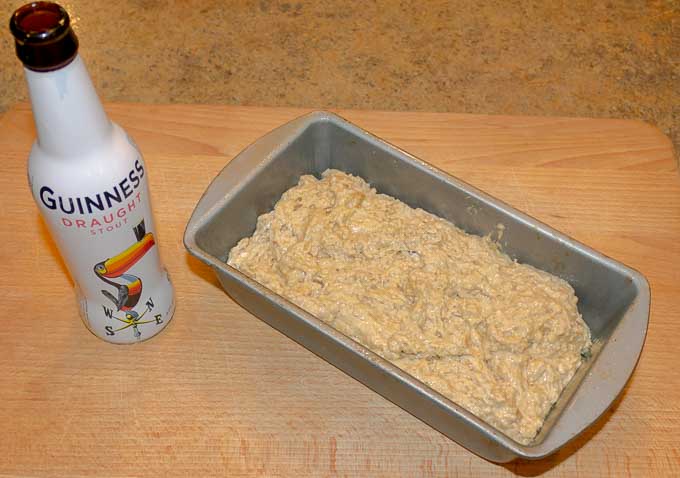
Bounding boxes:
[10,2,175,343]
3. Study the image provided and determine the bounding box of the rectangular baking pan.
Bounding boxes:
[183,111,649,462]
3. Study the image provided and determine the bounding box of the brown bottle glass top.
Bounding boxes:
[10,2,79,71]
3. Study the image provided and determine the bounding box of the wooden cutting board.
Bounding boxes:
[1,104,678,478]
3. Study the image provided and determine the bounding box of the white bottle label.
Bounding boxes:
[32,154,175,344]
[21,54,175,344]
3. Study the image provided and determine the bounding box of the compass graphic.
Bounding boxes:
[108,309,156,339]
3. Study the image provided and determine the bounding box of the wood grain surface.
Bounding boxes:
[1,104,678,477]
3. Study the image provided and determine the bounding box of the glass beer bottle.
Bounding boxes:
[10,2,175,343]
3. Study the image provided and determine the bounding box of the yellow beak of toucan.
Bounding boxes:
[94,233,155,278]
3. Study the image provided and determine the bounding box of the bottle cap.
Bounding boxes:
[9,2,79,72]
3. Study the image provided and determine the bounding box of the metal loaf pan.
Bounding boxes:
[184,111,649,462]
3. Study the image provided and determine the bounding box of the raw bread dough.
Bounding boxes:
[228,170,592,444]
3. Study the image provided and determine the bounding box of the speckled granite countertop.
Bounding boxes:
[1,0,677,154]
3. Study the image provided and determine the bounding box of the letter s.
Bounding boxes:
[40,186,57,210]
[135,159,145,179]
[128,169,140,189]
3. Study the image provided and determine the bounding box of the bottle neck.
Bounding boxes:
[25,54,112,158]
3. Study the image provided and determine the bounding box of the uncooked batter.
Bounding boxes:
[228,170,592,444]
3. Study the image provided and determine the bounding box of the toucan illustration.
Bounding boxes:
[94,220,155,311]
